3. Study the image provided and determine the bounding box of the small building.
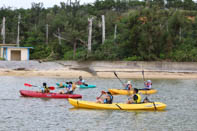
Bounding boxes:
[0,46,33,61]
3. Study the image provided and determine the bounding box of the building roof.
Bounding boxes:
[1,46,33,49]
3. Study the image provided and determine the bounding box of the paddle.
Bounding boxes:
[142,70,148,95]
[142,70,145,82]
[24,83,55,90]
[114,72,125,88]
[96,91,106,100]
[114,72,132,96]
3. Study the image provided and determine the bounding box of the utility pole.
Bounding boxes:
[1,17,5,44]
[16,14,21,47]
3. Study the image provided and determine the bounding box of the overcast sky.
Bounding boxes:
[1,0,197,9]
[0,0,96,9]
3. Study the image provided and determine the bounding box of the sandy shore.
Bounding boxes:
[0,60,197,79]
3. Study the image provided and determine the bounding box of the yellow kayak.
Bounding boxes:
[108,89,157,95]
[68,98,166,111]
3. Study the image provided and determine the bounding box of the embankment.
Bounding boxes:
[0,60,197,79]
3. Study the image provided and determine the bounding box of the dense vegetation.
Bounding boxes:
[1,0,197,61]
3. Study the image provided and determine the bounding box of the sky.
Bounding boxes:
[0,0,96,9]
[1,0,197,9]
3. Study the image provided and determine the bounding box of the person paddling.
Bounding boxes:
[144,80,152,90]
[77,76,88,86]
[41,82,50,93]
[96,91,113,104]
[59,82,77,94]
[125,81,132,90]
[126,88,141,104]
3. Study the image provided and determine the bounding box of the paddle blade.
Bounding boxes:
[101,90,106,94]
[49,86,55,90]
[114,72,117,77]
[24,83,32,87]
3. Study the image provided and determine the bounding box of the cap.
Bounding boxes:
[127,81,131,84]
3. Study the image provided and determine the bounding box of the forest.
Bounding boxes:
[1,0,197,62]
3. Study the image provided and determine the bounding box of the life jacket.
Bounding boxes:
[125,84,132,90]
[133,93,141,104]
[76,81,83,85]
[59,83,63,87]
[104,94,113,104]
[67,84,72,89]
[71,84,77,91]
[44,86,50,93]
[145,82,152,89]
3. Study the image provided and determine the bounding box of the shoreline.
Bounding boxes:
[0,60,197,79]
[0,69,197,79]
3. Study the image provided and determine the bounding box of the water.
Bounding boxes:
[0,76,197,131]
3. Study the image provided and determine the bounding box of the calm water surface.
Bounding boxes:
[0,76,197,131]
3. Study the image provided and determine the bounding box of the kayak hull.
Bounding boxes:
[20,90,82,99]
[79,85,96,89]
[68,98,166,110]
[108,89,157,95]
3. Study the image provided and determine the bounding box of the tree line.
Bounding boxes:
[1,0,197,62]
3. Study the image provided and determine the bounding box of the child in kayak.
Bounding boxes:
[125,81,132,90]
[96,91,113,104]
[144,80,152,90]
[41,82,50,93]
[76,76,88,86]
[59,82,77,94]
[126,88,141,104]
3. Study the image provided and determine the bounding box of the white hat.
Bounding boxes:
[127,81,131,84]
[147,80,152,83]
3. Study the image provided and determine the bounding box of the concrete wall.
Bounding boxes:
[0,60,197,72]
[58,61,197,72]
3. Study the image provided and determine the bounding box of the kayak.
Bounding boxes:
[68,98,166,110]
[56,83,96,89]
[79,84,96,89]
[20,90,82,99]
[108,89,157,95]
[56,83,67,88]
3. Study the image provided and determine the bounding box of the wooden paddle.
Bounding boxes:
[24,83,55,90]
[114,72,132,95]
[142,70,145,82]
[114,72,125,88]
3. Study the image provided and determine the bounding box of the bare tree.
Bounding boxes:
[58,28,61,45]
[102,15,105,44]
[88,17,93,52]
[16,14,21,47]
[1,17,5,44]
[114,24,117,41]
[46,24,49,45]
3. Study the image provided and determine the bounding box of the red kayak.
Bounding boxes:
[20,90,82,99]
